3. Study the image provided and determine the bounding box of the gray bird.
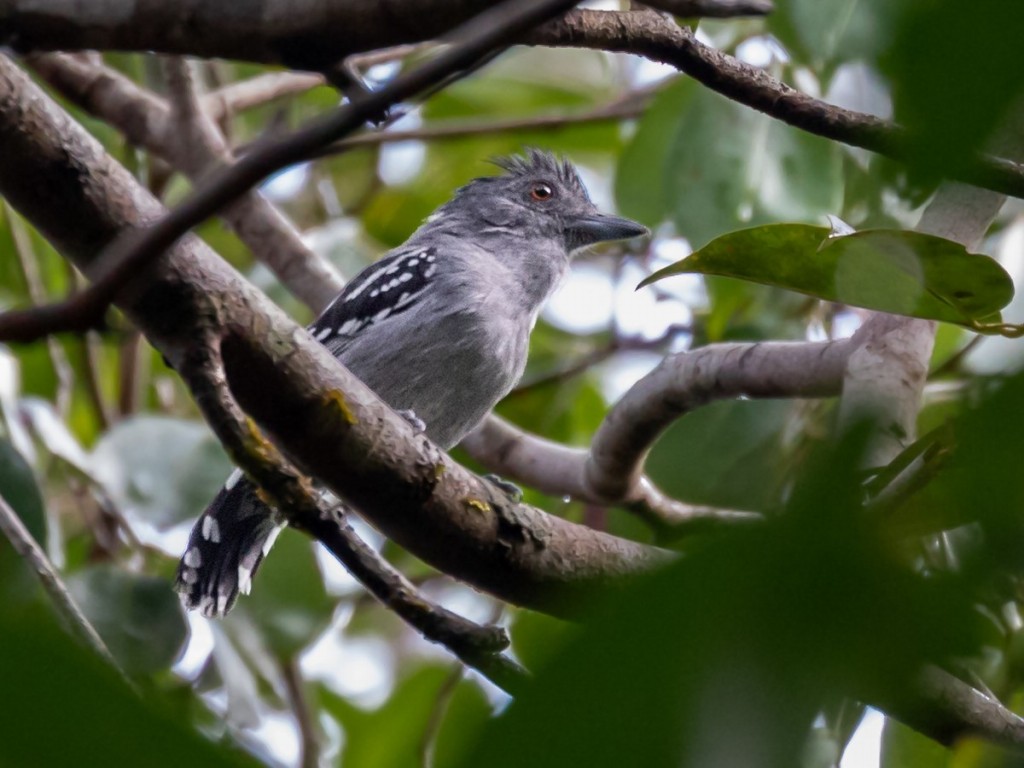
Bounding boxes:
[175,149,647,617]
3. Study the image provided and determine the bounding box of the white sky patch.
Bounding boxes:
[172,611,215,680]
[574,164,614,214]
[831,309,864,339]
[261,163,311,202]
[379,141,426,186]
[827,62,893,120]
[840,708,884,768]
[544,262,615,333]
[364,61,402,84]
[630,54,677,87]
[249,709,301,768]
[596,351,663,403]
[735,37,775,68]
[967,216,1024,374]
[614,260,693,341]
[302,631,396,709]
[648,239,709,308]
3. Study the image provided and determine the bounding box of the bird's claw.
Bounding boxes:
[397,409,427,435]
[485,474,523,502]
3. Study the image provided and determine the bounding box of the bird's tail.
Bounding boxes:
[174,471,284,618]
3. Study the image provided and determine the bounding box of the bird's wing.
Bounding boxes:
[308,245,439,351]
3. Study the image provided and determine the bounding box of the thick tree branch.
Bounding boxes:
[0,52,663,618]
[462,415,757,534]
[0,0,769,69]
[176,332,527,693]
[587,339,853,500]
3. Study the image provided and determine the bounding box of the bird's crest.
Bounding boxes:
[489,148,586,196]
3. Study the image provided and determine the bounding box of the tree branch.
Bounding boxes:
[0,493,121,673]
[0,49,662,615]
[0,0,769,68]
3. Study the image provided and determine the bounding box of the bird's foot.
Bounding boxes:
[396,409,427,435]
[485,473,523,502]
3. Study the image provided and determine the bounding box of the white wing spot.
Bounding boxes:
[424,264,437,278]
[338,318,362,336]
[263,525,283,556]
[179,567,198,585]
[225,468,244,490]
[202,515,221,543]
[238,566,253,595]
[374,307,392,322]
[315,327,332,341]
[184,548,202,568]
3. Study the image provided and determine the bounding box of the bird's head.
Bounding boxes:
[432,149,648,253]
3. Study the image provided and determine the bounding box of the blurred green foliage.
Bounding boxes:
[1,2,1024,767]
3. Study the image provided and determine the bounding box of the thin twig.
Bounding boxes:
[308,96,650,160]
[3,202,74,415]
[419,665,465,768]
[65,266,116,430]
[0,493,123,674]
[283,657,321,768]
[117,330,145,417]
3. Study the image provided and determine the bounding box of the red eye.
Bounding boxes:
[530,183,554,201]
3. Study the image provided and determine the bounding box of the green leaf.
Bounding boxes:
[67,566,188,676]
[767,0,885,78]
[615,78,697,228]
[0,436,46,600]
[91,415,232,528]
[879,0,1024,178]
[0,603,257,768]
[324,664,489,768]
[881,717,951,768]
[0,436,45,546]
[645,399,791,512]
[639,224,1014,327]
[239,528,333,659]
[617,81,843,246]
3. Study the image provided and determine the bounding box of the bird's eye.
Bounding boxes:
[530,183,554,201]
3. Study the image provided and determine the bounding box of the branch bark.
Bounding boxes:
[0,52,663,617]
[0,1,769,69]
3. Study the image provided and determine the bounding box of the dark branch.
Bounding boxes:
[177,332,527,693]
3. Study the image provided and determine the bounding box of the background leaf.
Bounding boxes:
[641,224,1014,326]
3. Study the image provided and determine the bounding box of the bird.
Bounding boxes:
[174,149,648,617]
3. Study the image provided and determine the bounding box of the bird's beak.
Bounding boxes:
[566,213,649,249]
